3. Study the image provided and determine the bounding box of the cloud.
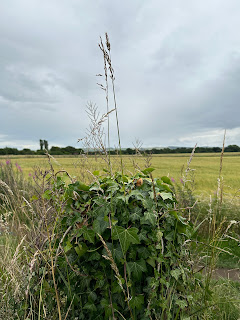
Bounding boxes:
[0,0,240,149]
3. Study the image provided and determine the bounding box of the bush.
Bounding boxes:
[29,169,198,319]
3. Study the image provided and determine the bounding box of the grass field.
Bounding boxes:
[1,152,240,196]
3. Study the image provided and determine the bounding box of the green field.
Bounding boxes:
[1,152,240,196]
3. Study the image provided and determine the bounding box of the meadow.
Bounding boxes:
[0,151,239,319]
[1,152,240,196]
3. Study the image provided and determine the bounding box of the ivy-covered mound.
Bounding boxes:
[31,169,196,319]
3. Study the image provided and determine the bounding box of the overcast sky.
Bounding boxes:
[1,0,240,150]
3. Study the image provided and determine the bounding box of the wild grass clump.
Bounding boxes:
[0,161,31,318]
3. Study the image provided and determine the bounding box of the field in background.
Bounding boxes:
[1,152,240,195]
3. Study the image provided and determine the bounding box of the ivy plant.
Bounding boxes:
[29,169,197,319]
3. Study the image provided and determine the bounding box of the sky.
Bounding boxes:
[1,0,240,150]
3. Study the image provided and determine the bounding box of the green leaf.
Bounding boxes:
[141,211,156,226]
[116,195,129,204]
[128,259,147,280]
[87,251,101,261]
[30,195,38,201]
[138,230,148,241]
[171,268,182,281]
[92,170,100,176]
[43,189,51,200]
[83,302,97,312]
[141,167,155,175]
[129,295,144,309]
[106,181,119,193]
[177,222,187,234]
[82,226,95,244]
[159,192,173,200]
[142,197,154,210]
[137,247,150,259]
[147,258,155,268]
[129,189,144,200]
[112,226,140,254]
[64,240,72,253]
[175,299,188,309]
[100,298,109,308]
[118,174,128,183]
[161,184,173,193]
[78,182,90,191]
[170,210,179,219]
[161,176,173,185]
[129,208,142,222]
[165,230,175,241]
[75,243,88,257]
[93,213,109,234]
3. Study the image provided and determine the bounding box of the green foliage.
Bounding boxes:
[28,170,199,319]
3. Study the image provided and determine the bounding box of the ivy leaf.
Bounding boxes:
[106,181,119,193]
[141,211,156,226]
[102,242,123,262]
[87,251,101,261]
[160,192,173,200]
[75,243,88,257]
[83,302,97,312]
[112,226,140,254]
[129,208,142,222]
[142,197,154,210]
[129,190,144,200]
[93,213,109,234]
[92,198,110,215]
[128,259,147,280]
[129,295,144,309]
[116,195,129,204]
[147,257,155,268]
[137,246,150,259]
[82,226,95,244]
[138,230,148,241]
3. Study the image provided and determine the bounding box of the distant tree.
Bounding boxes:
[125,148,134,155]
[39,139,44,150]
[20,148,35,155]
[50,146,64,155]
[225,145,240,152]
[62,146,78,154]
[44,140,49,151]
[1,147,19,155]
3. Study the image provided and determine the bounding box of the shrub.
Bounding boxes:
[29,169,198,319]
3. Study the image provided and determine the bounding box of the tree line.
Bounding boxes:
[0,144,240,155]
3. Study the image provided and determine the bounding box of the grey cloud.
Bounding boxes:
[1,0,240,149]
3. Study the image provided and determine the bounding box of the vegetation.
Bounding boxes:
[1,144,240,156]
[0,33,239,319]
[2,152,240,195]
